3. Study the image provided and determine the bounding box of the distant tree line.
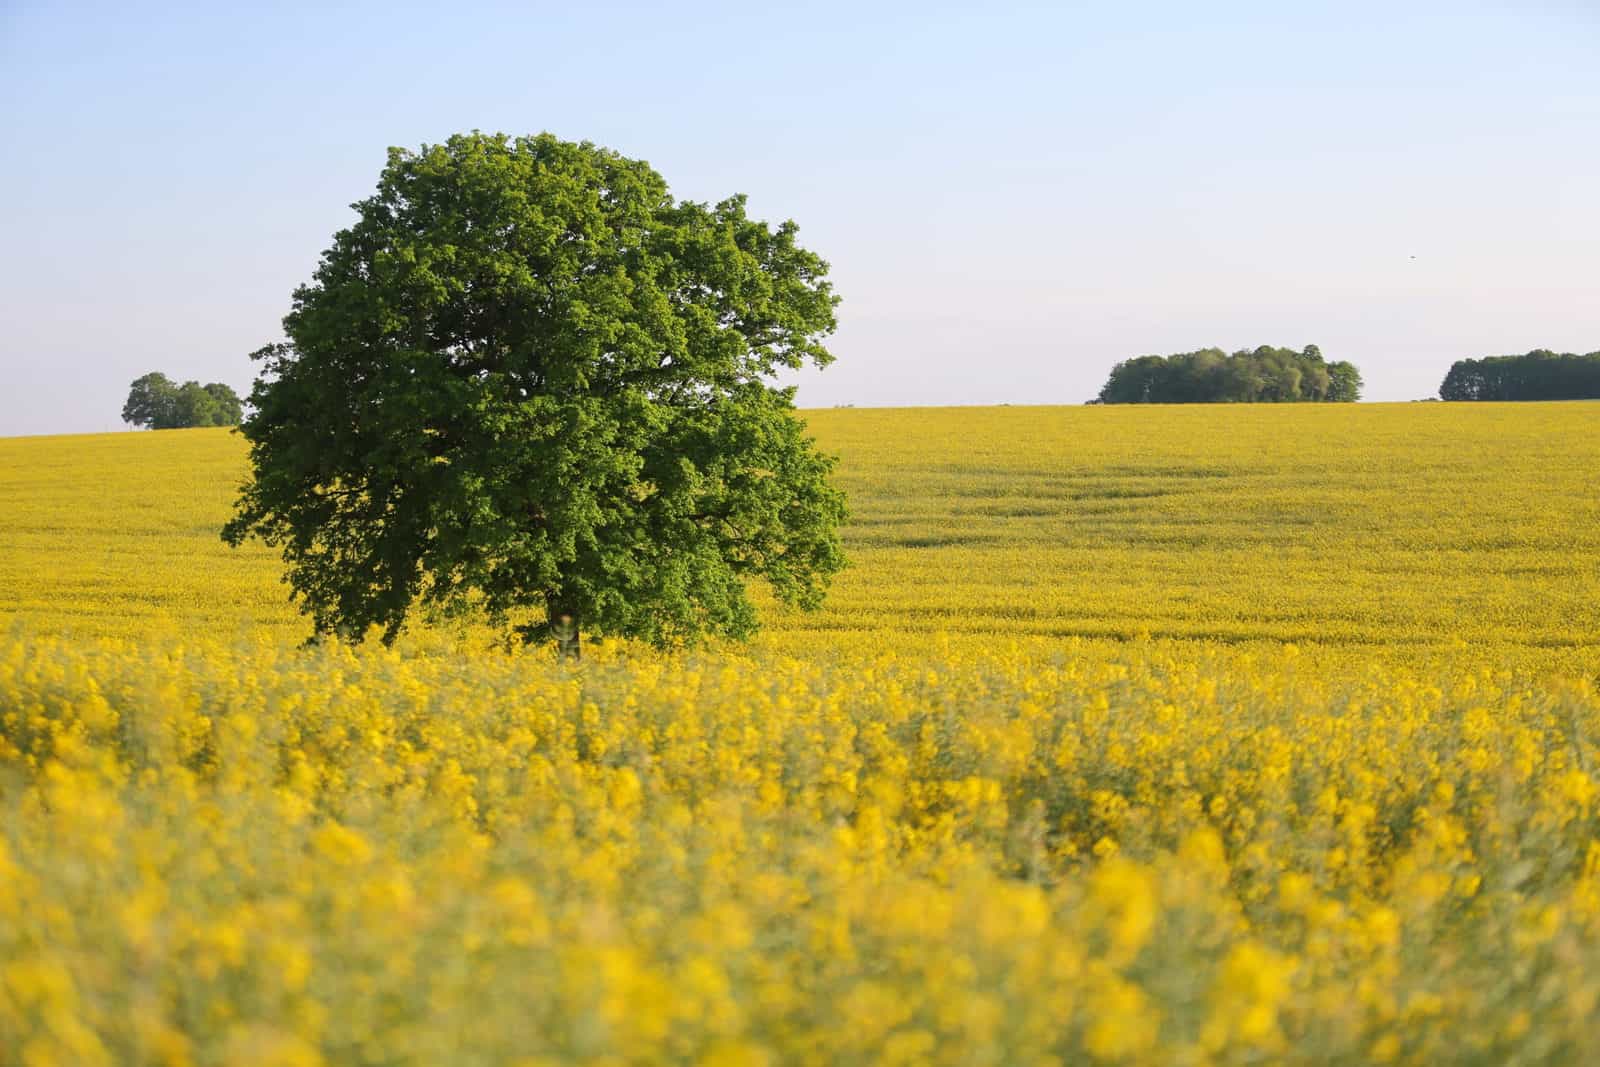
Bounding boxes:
[122,372,243,429]
[1095,345,1362,404]
[1439,350,1600,401]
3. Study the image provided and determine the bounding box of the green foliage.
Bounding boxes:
[1326,360,1363,403]
[223,132,847,649]
[1096,345,1362,404]
[204,382,244,424]
[173,381,222,427]
[1439,350,1600,401]
[121,372,178,428]
[121,372,242,429]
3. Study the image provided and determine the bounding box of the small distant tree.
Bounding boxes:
[204,382,244,424]
[1326,361,1363,403]
[122,374,244,428]
[173,381,223,427]
[223,132,847,653]
[122,372,178,428]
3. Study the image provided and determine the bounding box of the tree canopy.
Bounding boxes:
[1095,345,1362,404]
[122,373,243,428]
[1439,350,1600,401]
[223,132,847,652]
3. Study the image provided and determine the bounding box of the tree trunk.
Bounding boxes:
[550,604,581,663]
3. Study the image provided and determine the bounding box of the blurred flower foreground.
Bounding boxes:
[4,632,1600,1065]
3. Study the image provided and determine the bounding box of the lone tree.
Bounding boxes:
[223,132,847,654]
[123,372,243,428]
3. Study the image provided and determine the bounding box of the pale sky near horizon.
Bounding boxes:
[2,1,1597,436]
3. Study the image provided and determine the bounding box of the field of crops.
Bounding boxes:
[4,403,1599,655]
[3,403,1600,1064]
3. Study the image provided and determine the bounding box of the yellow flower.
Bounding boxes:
[1083,975,1159,1060]
[1202,941,1297,1050]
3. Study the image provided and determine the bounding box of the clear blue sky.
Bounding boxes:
[2,1,1596,435]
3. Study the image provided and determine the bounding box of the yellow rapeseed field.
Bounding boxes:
[3,402,1599,1064]
[4,403,1599,655]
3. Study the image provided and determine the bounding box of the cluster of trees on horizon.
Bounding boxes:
[117,348,1600,428]
[122,373,243,429]
[1094,345,1363,404]
[1439,350,1600,402]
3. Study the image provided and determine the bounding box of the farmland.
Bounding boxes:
[4,403,1600,1064]
[5,402,1599,655]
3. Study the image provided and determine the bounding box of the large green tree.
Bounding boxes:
[223,132,847,654]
